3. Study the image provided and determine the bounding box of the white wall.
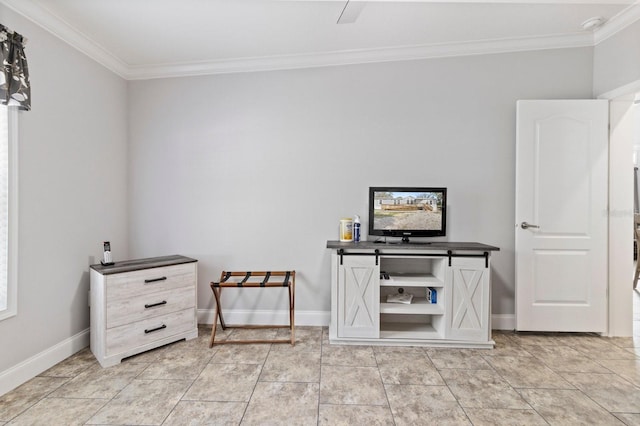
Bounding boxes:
[0,6,129,384]
[594,20,640,97]
[128,47,594,320]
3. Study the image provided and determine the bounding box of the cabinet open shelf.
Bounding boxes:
[380,273,444,287]
[380,297,444,314]
[379,322,442,339]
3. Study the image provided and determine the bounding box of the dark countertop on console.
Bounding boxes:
[326,241,500,251]
[90,254,197,275]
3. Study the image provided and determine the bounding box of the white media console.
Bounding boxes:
[327,241,499,348]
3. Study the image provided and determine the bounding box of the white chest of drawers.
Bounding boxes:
[90,255,198,367]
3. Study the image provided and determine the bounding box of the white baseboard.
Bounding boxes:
[197,309,330,327]
[492,314,516,330]
[0,328,90,397]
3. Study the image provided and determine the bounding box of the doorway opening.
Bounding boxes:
[632,97,640,336]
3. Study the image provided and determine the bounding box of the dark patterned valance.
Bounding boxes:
[0,24,30,111]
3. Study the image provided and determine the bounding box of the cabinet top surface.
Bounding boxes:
[326,241,500,251]
[90,254,197,275]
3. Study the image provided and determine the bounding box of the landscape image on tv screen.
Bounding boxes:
[372,191,444,231]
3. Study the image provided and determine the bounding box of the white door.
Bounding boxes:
[515,100,608,332]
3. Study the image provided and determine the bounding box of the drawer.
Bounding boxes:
[105,308,196,356]
[106,262,196,301]
[106,285,195,329]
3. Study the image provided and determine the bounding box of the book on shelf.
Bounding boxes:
[386,293,413,304]
[427,287,437,304]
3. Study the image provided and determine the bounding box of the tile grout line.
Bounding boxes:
[372,345,397,426]
[426,347,477,425]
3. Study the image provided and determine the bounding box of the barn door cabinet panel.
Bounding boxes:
[328,241,498,348]
[446,257,490,342]
[90,255,198,368]
[336,255,380,338]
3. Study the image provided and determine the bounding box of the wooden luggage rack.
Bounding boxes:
[209,270,296,347]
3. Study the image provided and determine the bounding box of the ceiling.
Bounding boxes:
[1,0,639,80]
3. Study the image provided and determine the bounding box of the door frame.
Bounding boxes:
[599,80,640,337]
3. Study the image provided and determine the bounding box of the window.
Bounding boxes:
[0,104,17,320]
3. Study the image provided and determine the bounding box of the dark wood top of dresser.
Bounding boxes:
[90,254,197,275]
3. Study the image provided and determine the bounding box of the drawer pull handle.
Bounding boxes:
[145,276,167,283]
[144,324,167,334]
[144,301,167,309]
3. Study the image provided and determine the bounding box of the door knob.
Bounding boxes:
[521,222,540,229]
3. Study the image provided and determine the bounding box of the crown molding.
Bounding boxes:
[0,0,129,78]
[594,1,640,44]
[126,33,594,80]
[0,0,635,80]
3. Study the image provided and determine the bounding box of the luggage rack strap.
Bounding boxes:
[211,270,294,287]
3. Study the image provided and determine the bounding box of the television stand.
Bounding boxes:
[326,240,500,348]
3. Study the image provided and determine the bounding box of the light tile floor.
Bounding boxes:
[1,292,639,425]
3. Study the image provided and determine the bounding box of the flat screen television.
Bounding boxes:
[368,187,447,243]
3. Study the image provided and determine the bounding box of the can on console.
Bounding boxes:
[339,218,353,242]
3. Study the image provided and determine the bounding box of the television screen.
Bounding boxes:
[369,187,447,242]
